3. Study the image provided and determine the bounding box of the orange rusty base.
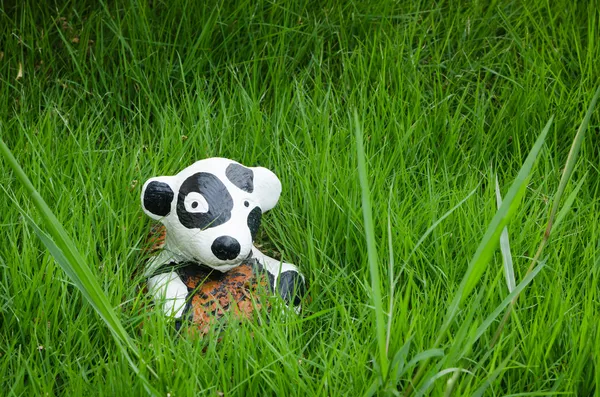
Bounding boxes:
[144,225,272,335]
[176,261,272,334]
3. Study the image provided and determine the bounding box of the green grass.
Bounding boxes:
[1,0,599,395]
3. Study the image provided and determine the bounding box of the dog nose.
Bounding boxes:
[211,236,241,260]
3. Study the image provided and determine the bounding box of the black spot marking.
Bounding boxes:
[277,271,306,306]
[244,201,249,207]
[143,181,174,217]
[175,300,193,331]
[177,172,233,230]
[247,206,262,240]
[254,261,275,292]
[211,236,241,260]
[174,319,183,332]
[226,163,254,193]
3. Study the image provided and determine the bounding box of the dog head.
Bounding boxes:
[141,158,281,270]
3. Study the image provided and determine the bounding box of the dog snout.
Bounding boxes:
[211,235,241,260]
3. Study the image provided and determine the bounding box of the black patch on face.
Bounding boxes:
[176,172,233,229]
[277,271,306,306]
[247,206,262,240]
[143,181,174,217]
[225,163,254,193]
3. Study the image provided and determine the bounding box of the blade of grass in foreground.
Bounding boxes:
[491,85,600,346]
[438,115,553,343]
[545,86,600,239]
[526,85,600,276]
[406,116,553,396]
[495,175,516,293]
[354,109,389,379]
[0,138,159,396]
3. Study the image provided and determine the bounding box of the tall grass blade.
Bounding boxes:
[354,109,389,379]
[405,348,445,372]
[443,370,461,397]
[438,116,553,342]
[0,138,159,395]
[414,368,471,397]
[386,184,396,355]
[26,218,157,392]
[528,85,600,276]
[407,117,553,396]
[491,86,599,346]
[473,260,545,343]
[553,173,587,232]
[389,338,412,383]
[495,175,516,292]
[541,86,600,245]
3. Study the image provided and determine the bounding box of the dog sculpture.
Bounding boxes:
[141,158,304,330]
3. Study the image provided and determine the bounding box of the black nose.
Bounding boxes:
[211,236,241,260]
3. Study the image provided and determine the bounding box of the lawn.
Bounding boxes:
[1,0,599,395]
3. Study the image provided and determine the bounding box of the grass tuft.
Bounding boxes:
[354,109,389,380]
[0,138,159,396]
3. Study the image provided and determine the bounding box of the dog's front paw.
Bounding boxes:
[147,271,190,320]
[277,270,306,307]
[173,301,194,332]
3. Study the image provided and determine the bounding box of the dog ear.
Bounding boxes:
[141,176,175,220]
[250,166,282,212]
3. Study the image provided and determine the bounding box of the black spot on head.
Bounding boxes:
[226,163,254,193]
[143,181,174,217]
[277,271,306,306]
[247,206,262,240]
[177,172,233,229]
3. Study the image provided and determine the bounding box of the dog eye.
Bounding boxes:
[244,201,250,207]
[184,192,209,213]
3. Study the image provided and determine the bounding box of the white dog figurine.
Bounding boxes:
[141,158,305,324]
